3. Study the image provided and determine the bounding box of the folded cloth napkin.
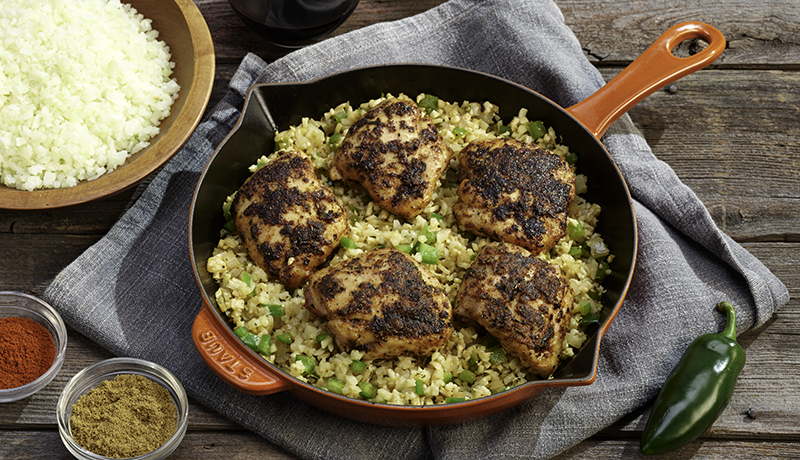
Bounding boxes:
[45,0,789,458]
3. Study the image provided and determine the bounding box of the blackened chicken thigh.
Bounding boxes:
[231,150,349,288]
[455,242,574,376]
[330,96,452,220]
[304,248,454,360]
[454,138,575,255]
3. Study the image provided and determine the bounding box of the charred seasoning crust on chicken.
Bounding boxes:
[305,248,453,359]
[231,150,349,288]
[330,96,453,220]
[456,242,573,377]
[455,138,575,255]
[207,93,614,405]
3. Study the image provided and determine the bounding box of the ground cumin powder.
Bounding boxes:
[70,374,176,458]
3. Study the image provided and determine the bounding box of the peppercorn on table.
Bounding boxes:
[1,0,799,458]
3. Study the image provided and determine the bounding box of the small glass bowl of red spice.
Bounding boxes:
[57,357,189,460]
[0,291,68,403]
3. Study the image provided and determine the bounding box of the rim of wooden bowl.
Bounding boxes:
[0,0,215,210]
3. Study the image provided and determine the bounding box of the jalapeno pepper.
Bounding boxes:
[640,301,746,455]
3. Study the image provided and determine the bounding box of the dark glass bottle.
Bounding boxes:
[228,0,360,48]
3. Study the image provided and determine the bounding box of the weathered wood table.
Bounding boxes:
[2,0,798,458]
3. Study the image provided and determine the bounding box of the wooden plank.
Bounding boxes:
[604,305,800,440]
[192,0,800,68]
[0,178,147,236]
[0,200,131,236]
[554,0,800,67]
[601,242,800,441]
[195,0,446,63]
[0,431,298,460]
[4,429,800,459]
[197,0,448,109]
[553,438,800,459]
[195,0,800,69]
[597,69,800,242]
[0,234,101,294]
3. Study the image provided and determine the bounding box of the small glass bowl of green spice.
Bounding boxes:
[0,291,68,403]
[57,357,189,460]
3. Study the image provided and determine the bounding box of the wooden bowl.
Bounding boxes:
[0,0,215,210]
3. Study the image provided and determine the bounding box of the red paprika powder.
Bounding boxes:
[0,317,56,389]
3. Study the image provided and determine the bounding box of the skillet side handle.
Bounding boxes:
[192,304,293,395]
[566,22,725,139]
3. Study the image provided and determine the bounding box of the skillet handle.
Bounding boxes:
[192,303,293,395]
[565,21,725,138]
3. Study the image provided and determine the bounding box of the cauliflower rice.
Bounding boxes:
[0,0,180,191]
[207,94,613,405]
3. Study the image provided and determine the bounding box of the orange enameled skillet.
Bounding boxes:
[189,22,724,426]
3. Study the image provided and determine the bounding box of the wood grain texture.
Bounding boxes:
[0,431,298,460]
[555,0,800,67]
[1,0,798,458]
[600,69,800,242]
[553,439,800,459]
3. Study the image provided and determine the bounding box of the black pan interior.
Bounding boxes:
[189,64,637,384]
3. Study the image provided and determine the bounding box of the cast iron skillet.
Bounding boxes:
[189,22,724,426]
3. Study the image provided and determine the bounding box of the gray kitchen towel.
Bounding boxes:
[44,0,789,459]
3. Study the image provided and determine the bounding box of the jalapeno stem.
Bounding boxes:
[716,301,737,341]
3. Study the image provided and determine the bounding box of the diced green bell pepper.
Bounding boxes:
[295,355,316,375]
[327,377,344,394]
[276,332,292,344]
[358,381,376,399]
[527,120,546,139]
[458,369,476,384]
[350,360,367,374]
